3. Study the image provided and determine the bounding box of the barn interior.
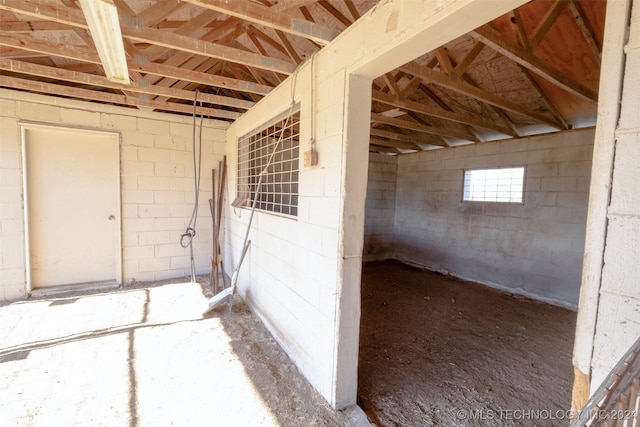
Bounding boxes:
[1,1,639,426]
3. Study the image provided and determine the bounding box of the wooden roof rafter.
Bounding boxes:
[469,24,598,102]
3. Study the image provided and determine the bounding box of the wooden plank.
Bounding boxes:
[0,31,101,63]
[399,76,422,99]
[132,60,274,96]
[369,144,399,154]
[142,9,220,62]
[344,0,361,21]
[137,0,184,27]
[0,32,274,97]
[517,63,570,130]
[370,128,447,147]
[453,41,485,77]
[0,21,69,32]
[123,26,297,75]
[567,0,601,60]
[529,0,568,51]
[0,58,254,109]
[382,73,402,98]
[369,137,420,151]
[507,9,529,48]
[434,47,454,74]
[373,90,516,137]
[470,25,598,101]
[318,1,352,27]
[400,62,564,129]
[270,0,317,13]
[0,75,241,119]
[276,30,302,65]
[371,112,477,142]
[248,26,289,56]
[0,0,87,29]
[180,0,339,44]
[0,1,295,74]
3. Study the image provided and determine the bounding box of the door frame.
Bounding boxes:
[20,122,123,293]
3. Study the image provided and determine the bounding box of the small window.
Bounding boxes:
[237,107,300,217]
[463,166,525,203]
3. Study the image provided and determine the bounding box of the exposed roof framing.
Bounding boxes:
[0,0,604,154]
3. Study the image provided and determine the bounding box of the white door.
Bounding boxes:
[23,125,121,289]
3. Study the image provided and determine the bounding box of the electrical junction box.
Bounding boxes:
[304,149,318,167]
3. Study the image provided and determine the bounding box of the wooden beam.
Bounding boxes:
[470,25,598,101]
[248,26,289,56]
[275,30,302,65]
[0,75,241,119]
[270,0,317,13]
[0,31,100,63]
[143,18,239,88]
[123,27,297,75]
[371,112,477,142]
[399,76,422,99]
[371,128,447,147]
[453,41,484,77]
[400,62,564,129]
[0,1,296,74]
[382,72,402,98]
[0,58,254,109]
[142,9,220,62]
[369,144,400,154]
[180,0,338,45]
[132,61,273,96]
[567,0,601,60]
[137,0,183,27]
[517,63,570,129]
[434,47,454,74]
[529,0,568,51]
[0,31,274,97]
[318,0,352,27]
[372,90,516,137]
[0,0,87,29]
[369,137,420,151]
[344,0,361,21]
[0,20,69,32]
[507,9,529,48]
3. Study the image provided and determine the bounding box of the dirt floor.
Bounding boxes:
[358,260,577,427]
[0,277,366,426]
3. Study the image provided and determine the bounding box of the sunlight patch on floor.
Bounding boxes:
[0,282,279,426]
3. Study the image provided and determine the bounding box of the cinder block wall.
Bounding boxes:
[392,128,594,307]
[590,1,640,389]
[0,89,227,301]
[363,153,397,261]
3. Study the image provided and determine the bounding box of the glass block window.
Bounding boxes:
[463,166,525,203]
[237,107,300,217]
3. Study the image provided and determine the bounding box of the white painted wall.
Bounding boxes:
[224,0,528,410]
[393,129,594,308]
[0,89,228,301]
[587,0,640,391]
[363,153,397,261]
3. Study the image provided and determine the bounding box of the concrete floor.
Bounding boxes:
[0,279,369,426]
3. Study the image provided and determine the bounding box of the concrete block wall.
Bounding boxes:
[589,0,640,389]
[224,62,346,403]
[0,89,227,301]
[393,128,595,307]
[363,153,397,261]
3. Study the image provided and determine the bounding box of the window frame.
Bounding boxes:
[461,165,526,204]
[236,105,301,218]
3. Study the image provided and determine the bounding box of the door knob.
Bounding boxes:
[108,215,116,221]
